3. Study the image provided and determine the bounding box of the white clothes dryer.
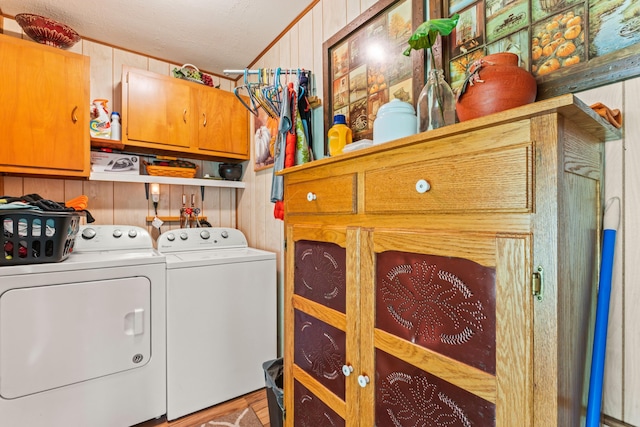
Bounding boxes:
[157,227,277,421]
[0,225,166,427]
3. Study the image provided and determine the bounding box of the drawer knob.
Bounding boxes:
[306,192,317,202]
[415,179,431,194]
[357,374,370,388]
[342,364,354,377]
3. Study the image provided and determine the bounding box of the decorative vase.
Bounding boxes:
[416,69,457,132]
[455,52,537,122]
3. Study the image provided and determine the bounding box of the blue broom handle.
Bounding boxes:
[586,197,620,427]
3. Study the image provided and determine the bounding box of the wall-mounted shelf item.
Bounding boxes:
[90,137,125,151]
[89,172,245,189]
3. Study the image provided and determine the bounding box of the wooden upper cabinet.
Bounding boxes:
[0,34,90,177]
[121,66,249,161]
[124,67,191,149]
[196,87,249,157]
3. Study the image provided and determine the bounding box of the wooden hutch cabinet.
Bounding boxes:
[280,95,620,427]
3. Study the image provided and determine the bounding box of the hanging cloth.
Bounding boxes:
[298,71,314,158]
[270,84,292,205]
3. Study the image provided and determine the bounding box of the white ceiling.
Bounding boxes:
[1,0,316,77]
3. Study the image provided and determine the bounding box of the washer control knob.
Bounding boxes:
[112,229,123,238]
[180,232,188,241]
[200,230,211,240]
[357,374,370,388]
[128,229,138,238]
[342,364,354,377]
[81,228,96,240]
[221,230,229,239]
[166,233,176,242]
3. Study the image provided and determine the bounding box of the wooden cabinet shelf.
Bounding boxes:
[89,172,245,188]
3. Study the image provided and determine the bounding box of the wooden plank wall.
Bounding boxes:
[3,1,639,423]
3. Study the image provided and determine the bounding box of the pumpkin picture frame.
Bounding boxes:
[436,0,640,99]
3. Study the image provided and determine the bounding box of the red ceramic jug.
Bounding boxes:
[455,52,537,122]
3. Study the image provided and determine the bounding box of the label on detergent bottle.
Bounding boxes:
[90,99,112,138]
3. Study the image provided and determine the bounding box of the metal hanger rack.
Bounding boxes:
[222,68,311,76]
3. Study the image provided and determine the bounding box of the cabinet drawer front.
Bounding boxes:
[364,145,531,213]
[286,174,356,215]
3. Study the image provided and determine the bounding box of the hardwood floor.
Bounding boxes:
[134,388,271,427]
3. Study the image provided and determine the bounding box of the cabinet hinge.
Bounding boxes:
[532,266,544,301]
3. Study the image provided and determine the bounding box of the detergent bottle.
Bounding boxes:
[327,114,352,156]
[90,99,111,138]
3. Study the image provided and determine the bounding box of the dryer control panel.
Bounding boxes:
[74,225,154,252]
[157,227,248,253]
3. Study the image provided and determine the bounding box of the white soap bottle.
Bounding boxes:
[110,112,121,140]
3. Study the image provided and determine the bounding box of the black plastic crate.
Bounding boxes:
[1,210,80,266]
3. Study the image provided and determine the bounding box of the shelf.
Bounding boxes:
[89,172,245,188]
[90,137,125,150]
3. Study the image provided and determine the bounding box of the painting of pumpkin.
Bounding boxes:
[530,5,585,77]
[538,58,561,75]
[563,55,580,67]
[564,24,582,40]
[556,41,576,57]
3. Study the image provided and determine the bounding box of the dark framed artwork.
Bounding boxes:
[437,0,640,99]
[323,0,425,150]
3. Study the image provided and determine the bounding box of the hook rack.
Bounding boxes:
[223,68,311,76]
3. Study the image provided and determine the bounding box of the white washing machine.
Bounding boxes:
[0,225,166,427]
[157,227,277,421]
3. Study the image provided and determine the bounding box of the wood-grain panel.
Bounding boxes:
[364,145,532,213]
[286,173,356,214]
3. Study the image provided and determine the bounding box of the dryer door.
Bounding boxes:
[0,277,151,399]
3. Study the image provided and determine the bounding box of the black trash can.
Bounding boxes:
[263,358,284,427]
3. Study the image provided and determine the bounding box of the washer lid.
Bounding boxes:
[164,247,275,268]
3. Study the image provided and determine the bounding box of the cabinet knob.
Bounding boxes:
[306,192,317,202]
[342,364,354,377]
[203,112,207,127]
[183,109,187,123]
[71,106,78,124]
[415,179,431,194]
[357,374,370,388]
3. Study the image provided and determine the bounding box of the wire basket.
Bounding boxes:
[172,64,214,87]
[1,210,80,266]
[143,160,198,178]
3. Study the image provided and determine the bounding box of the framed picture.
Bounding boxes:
[253,107,275,171]
[323,0,425,151]
[438,0,640,99]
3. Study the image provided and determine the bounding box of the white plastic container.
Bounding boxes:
[372,99,417,145]
[110,112,121,141]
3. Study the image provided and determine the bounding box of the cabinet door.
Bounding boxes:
[364,229,533,427]
[285,226,359,427]
[0,35,89,176]
[196,87,249,158]
[124,68,191,148]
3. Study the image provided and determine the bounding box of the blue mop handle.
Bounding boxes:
[586,197,620,427]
